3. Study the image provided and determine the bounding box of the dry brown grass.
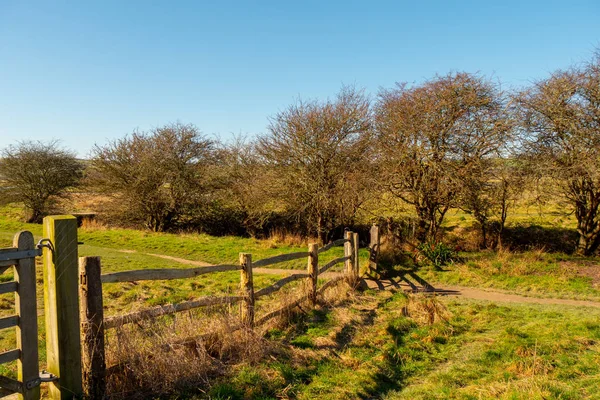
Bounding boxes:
[104,308,271,399]
[264,228,314,248]
[79,217,108,231]
[102,275,355,399]
[403,293,451,326]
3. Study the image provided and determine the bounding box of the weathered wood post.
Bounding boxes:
[43,215,83,400]
[239,253,254,327]
[352,232,359,280]
[14,231,40,400]
[368,224,380,275]
[79,256,106,399]
[307,243,318,306]
[344,231,353,281]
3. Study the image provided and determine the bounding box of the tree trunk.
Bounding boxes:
[26,208,44,224]
[415,214,430,242]
[576,227,600,256]
[574,194,600,256]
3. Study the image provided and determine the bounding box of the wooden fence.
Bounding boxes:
[78,227,380,398]
[0,217,380,399]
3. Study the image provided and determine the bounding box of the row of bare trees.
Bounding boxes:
[1,53,599,254]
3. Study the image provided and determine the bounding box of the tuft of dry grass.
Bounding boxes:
[80,217,108,231]
[265,228,313,248]
[403,293,451,326]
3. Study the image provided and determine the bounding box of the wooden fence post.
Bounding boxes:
[352,232,359,280]
[239,253,254,327]
[14,231,40,400]
[79,257,106,399]
[43,215,83,400]
[368,224,380,275]
[344,231,353,280]
[307,243,318,306]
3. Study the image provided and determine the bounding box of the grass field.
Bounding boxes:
[199,291,600,400]
[1,203,600,398]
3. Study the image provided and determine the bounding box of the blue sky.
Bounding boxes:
[1,0,599,157]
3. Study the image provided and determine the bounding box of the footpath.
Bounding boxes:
[122,249,600,309]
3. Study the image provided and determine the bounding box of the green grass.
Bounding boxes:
[206,292,600,400]
[2,203,600,398]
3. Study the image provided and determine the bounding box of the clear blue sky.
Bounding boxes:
[1,0,598,157]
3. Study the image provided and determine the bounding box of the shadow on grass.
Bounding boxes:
[502,225,578,253]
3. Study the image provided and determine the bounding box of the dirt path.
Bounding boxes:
[120,249,600,308]
[440,284,600,308]
[364,278,600,308]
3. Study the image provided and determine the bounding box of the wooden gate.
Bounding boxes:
[0,231,42,400]
[0,216,83,399]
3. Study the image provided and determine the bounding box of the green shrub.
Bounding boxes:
[417,241,456,269]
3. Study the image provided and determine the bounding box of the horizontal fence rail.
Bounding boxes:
[104,295,245,329]
[255,294,310,326]
[0,249,41,263]
[319,256,350,275]
[255,275,346,326]
[101,264,239,283]
[0,349,21,365]
[0,281,17,295]
[254,273,309,299]
[252,251,309,268]
[0,375,23,395]
[317,238,348,254]
[0,315,19,330]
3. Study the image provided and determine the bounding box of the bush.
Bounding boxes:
[417,241,456,269]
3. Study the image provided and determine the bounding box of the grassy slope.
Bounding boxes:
[205,292,600,400]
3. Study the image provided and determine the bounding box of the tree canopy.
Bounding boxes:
[89,123,216,232]
[0,140,82,223]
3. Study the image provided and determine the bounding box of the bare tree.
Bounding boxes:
[376,72,511,242]
[458,157,524,248]
[517,53,600,255]
[258,86,373,242]
[89,123,216,232]
[0,140,82,223]
[218,136,282,236]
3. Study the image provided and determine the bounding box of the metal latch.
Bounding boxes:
[36,238,54,253]
[25,371,58,389]
[40,371,58,383]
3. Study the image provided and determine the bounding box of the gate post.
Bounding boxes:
[239,253,254,327]
[79,256,106,399]
[14,231,40,400]
[344,231,353,277]
[368,224,380,275]
[307,243,318,306]
[43,215,83,399]
[352,232,359,280]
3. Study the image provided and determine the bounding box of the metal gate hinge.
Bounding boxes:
[24,377,40,390]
